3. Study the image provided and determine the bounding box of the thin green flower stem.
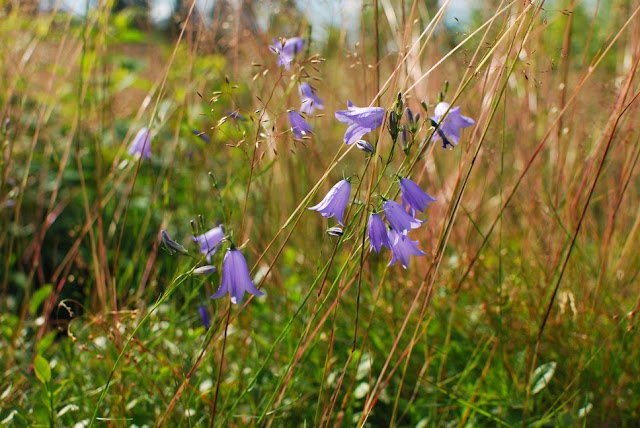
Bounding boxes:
[404,0,519,95]
[171,177,340,425]
[249,143,352,272]
[261,159,378,424]
[88,268,197,427]
[210,299,232,428]
[255,249,353,425]
[246,0,478,289]
[353,210,368,350]
[239,71,284,238]
[423,6,528,277]
[434,11,523,424]
[248,0,507,320]
[524,77,640,428]
[220,248,339,424]
[371,0,452,107]
[187,4,531,424]
[453,2,640,293]
[359,7,538,424]
[389,315,434,427]
[157,63,332,427]
[318,278,352,428]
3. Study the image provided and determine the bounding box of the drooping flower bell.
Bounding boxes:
[210,248,264,304]
[288,110,312,140]
[383,200,423,234]
[128,127,152,159]
[399,178,436,215]
[335,101,385,145]
[299,82,324,115]
[269,37,305,70]
[430,102,475,149]
[193,225,225,262]
[387,230,426,269]
[309,179,351,226]
[368,213,391,253]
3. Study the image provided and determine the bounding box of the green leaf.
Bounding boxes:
[33,355,51,385]
[30,285,52,316]
[36,331,57,355]
[531,361,556,395]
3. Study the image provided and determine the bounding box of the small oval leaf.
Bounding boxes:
[34,355,51,385]
[532,361,556,395]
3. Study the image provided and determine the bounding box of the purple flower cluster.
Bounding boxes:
[307,175,434,270]
[271,37,323,141]
[367,178,436,269]
[188,225,264,305]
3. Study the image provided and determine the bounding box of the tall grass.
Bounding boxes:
[2,0,640,426]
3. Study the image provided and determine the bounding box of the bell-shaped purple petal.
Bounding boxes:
[288,110,312,140]
[430,102,475,148]
[269,37,305,70]
[128,127,152,159]
[299,82,324,115]
[211,249,264,304]
[309,179,351,226]
[383,200,423,234]
[335,101,385,145]
[193,225,225,262]
[399,178,436,214]
[387,230,426,269]
[368,213,391,253]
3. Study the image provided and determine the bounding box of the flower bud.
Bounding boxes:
[327,226,344,237]
[356,140,374,153]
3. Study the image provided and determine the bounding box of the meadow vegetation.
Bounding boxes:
[2,0,640,426]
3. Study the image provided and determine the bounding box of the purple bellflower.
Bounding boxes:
[198,304,211,330]
[368,213,392,253]
[309,179,351,226]
[299,82,324,115]
[399,178,436,215]
[288,110,312,140]
[430,102,475,149]
[383,199,423,234]
[193,225,225,262]
[269,37,305,70]
[387,230,426,269]
[335,100,385,145]
[128,127,152,159]
[210,248,264,304]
